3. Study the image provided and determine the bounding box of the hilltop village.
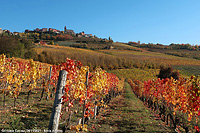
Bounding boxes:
[0,26,92,37]
[0,26,113,44]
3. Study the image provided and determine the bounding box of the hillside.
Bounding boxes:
[33,42,200,77]
[1,39,200,132]
[1,33,200,77]
[2,1,200,132]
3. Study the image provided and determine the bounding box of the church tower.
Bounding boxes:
[64,26,67,32]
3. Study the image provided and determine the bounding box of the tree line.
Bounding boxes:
[128,42,200,51]
[0,36,36,59]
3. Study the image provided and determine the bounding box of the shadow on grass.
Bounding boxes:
[98,117,173,133]
[10,103,52,129]
[92,83,175,133]
[33,103,52,113]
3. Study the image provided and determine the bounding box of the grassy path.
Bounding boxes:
[0,82,175,132]
[88,82,175,132]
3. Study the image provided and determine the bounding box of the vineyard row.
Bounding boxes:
[128,77,200,132]
[0,54,125,131]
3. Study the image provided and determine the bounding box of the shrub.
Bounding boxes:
[157,66,179,80]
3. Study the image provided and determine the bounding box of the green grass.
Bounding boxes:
[55,41,76,46]
[108,68,159,82]
[0,89,53,130]
[147,48,200,60]
[0,87,95,131]
[112,42,143,51]
[108,68,190,82]
[87,82,175,132]
[172,65,200,76]
[0,82,175,132]
[99,49,200,66]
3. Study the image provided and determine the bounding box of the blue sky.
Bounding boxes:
[1,0,200,45]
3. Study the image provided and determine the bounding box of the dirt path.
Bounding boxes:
[88,82,175,133]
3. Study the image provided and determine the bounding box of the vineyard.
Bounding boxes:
[128,76,200,132]
[1,42,200,132]
[0,54,124,132]
[108,68,159,82]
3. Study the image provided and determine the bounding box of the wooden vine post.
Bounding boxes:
[3,62,11,107]
[82,71,89,127]
[13,98,16,107]
[39,66,52,101]
[48,70,67,132]
[3,80,8,107]
[111,87,114,98]
[39,79,45,101]
[27,81,33,104]
[47,66,52,100]
[94,104,98,119]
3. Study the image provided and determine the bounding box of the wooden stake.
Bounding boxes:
[47,66,52,100]
[82,71,89,126]
[48,70,67,132]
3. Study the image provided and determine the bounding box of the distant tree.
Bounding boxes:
[21,38,33,50]
[0,36,36,58]
[157,66,179,80]
[49,41,54,45]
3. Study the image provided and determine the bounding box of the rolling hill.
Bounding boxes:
[34,41,200,78]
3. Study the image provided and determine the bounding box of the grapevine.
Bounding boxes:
[129,76,200,132]
[0,54,124,131]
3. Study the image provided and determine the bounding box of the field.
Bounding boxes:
[0,88,53,129]
[34,43,200,76]
[147,48,200,60]
[100,49,200,66]
[1,42,200,132]
[0,80,175,132]
[108,68,159,82]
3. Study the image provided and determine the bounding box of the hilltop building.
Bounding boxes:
[39,40,47,45]
[85,34,93,37]
[35,28,40,32]
[64,26,75,36]
[25,29,30,33]
[64,26,67,32]
[1,26,95,39]
[77,31,93,38]
[41,28,48,32]
[49,28,60,33]
[3,30,11,34]
[13,32,19,36]
[34,28,48,32]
